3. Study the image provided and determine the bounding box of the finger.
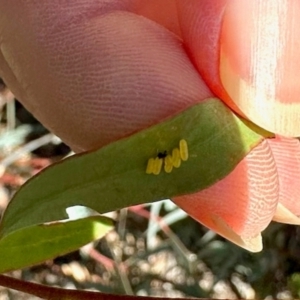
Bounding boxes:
[177,0,300,137]
[133,0,182,37]
[0,1,211,151]
[268,137,300,224]
[173,140,279,252]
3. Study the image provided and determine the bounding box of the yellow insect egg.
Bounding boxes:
[172,148,181,168]
[146,157,155,174]
[179,139,189,161]
[164,155,173,173]
[153,157,163,175]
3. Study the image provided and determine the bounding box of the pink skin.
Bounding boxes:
[0,0,300,251]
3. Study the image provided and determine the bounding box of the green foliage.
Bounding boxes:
[288,273,300,298]
[0,216,113,273]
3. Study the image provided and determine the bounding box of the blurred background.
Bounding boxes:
[1,77,300,300]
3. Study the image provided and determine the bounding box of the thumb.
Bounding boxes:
[0,2,212,151]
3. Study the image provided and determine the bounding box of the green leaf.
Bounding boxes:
[0,216,113,273]
[0,98,269,239]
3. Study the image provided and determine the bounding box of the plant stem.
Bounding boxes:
[0,274,215,300]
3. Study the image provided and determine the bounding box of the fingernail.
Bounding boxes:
[211,215,262,252]
[273,203,300,225]
[219,0,300,137]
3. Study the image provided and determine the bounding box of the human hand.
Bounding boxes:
[0,0,299,251]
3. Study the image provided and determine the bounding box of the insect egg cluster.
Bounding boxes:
[146,139,189,175]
